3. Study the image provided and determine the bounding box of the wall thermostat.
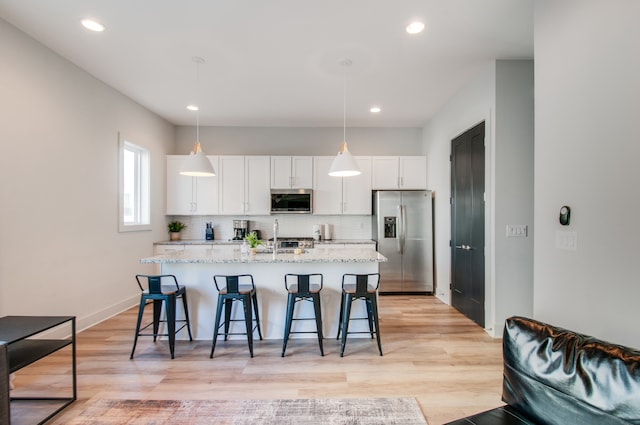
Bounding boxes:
[559,205,571,226]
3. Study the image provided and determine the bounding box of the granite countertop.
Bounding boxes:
[141,247,387,264]
[154,239,375,246]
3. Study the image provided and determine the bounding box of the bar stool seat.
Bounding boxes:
[130,274,193,360]
[211,274,263,358]
[337,273,383,357]
[282,273,324,357]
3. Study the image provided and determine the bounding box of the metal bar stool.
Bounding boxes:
[336,273,383,357]
[130,274,193,359]
[282,273,324,357]
[211,274,263,358]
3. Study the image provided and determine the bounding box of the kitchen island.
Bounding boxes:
[140,247,386,341]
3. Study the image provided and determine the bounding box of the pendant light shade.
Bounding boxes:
[180,57,215,177]
[180,141,215,177]
[329,59,360,177]
[328,142,360,177]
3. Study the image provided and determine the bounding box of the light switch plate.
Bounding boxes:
[556,230,577,250]
[506,224,528,237]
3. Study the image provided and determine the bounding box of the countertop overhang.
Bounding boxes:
[141,248,387,264]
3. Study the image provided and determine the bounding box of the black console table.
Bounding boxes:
[0,316,76,424]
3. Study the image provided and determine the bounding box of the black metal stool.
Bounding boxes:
[130,274,193,359]
[211,274,263,358]
[336,273,383,357]
[282,273,324,357]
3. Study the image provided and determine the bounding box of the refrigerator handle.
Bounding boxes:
[396,205,402,254]
[401,204,407,254]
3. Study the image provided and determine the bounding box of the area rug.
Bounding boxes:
[67,397,428,424]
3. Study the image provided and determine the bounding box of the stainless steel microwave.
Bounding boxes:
[270,189,313,214]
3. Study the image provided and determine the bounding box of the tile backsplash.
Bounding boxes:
[168,215,373,242]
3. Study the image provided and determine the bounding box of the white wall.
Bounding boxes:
[422,60,535,337]
[534,1,640,348]
[0,18,174,329]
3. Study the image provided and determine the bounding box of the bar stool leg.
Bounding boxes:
[366,297,375,339]
[336,294,345,340]
[152,299,163,341]
[242,295,254,358]
[223,299,233,341]
[130,297,147,359]
[166,295,176,359]
[281,294,296,357]
[251,292,263,340]
[312,293,324,356]
[180,291,193,341]
[210,296,225,358]
[340,294,353,357]
[370,295,383,356]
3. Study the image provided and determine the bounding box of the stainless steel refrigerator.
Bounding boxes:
[372,190,434,293]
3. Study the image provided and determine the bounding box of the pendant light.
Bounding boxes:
[180,56,216,177]
[328,59,361,177]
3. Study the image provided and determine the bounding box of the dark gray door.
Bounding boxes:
[451,121,485,327]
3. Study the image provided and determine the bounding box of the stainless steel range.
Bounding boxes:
[267,237,315,250]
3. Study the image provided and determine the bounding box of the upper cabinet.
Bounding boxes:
[166,155,219,215]
[372,156,427,190]
[219,156,271,215]
[271,156,313,189]
[313,156,372,215]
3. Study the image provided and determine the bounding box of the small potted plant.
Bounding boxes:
[167,220,186,241]
[244,231,263,255]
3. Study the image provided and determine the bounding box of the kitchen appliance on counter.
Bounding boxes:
[373,190,434,294]
[233,220,249,240]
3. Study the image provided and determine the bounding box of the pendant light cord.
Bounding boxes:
[343,64,346,143]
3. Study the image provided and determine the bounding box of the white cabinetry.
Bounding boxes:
[219,156,271,215]
[166,155,219,215]
[271,156,313,189]
[313,156,372,215]
[372,156,427,190]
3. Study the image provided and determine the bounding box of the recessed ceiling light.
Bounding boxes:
[186,105,199,111]
[406,21,425,35]
[370,107,381,113]
[81,19,106,32]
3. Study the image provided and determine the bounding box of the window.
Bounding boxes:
[119,137,150,232]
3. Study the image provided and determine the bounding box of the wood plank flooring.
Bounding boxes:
[10,295,504,425]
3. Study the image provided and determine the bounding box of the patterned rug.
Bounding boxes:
[67,397,428,424]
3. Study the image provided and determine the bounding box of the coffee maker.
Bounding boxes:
[232,220,249,240]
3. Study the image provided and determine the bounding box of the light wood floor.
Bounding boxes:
[11,295,504,425]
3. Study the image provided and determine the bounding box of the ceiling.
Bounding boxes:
[0,1,533,127]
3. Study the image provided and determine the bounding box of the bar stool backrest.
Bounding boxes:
[135,274,179,294]
[342,273,380,295]
[214,274,255,294]
[285,274,323,293]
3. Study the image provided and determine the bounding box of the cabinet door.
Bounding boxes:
[166,156,195,215]
[219,155,246,215]
[193,156,220,214]
[342,156,372,215]
[313,156,343,215]
[154,244,185,254]
[372,156,399,189]
[245,156,271,215]
[399,156,427,189]
[270,156,292,189]
[291,156,313,188]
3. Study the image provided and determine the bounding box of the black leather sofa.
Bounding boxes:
[445,316,640,425]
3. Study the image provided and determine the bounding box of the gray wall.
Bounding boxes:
[533,0,640,348]
[423,60,535,337]
[0,18,174,326]
[175,126,424,156]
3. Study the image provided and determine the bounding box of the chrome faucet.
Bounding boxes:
[273,219,279,258]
